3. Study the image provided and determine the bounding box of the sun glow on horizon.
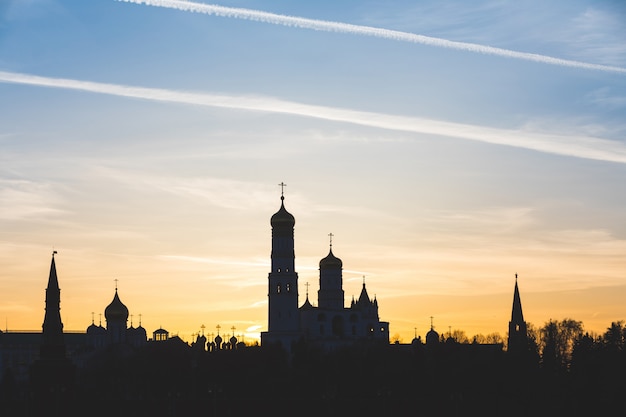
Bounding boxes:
[1,0,625,345]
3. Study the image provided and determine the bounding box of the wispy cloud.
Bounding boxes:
[2,70,626,163]
[116,0,626,74]
[0,179,67,220]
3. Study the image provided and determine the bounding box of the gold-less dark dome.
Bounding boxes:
[426,328,440,345]
[105,290,129,322]
[319,249,342,269]
[270,196,295,228]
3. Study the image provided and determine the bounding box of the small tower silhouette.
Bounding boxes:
[507,274,528,354]
[105,280,129,345]
[30,252,76,416]
[40,251,65,361]
[318,233,344,310]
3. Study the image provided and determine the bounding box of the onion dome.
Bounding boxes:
[135,325,147,340]
[87,321,105,335]
[105,290,129,322]
[270,196,295,228]
[426,327,440,345]
[319,249,342,269]
[230,335,237,346]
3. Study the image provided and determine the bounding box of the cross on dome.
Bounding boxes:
[278,182,287,199]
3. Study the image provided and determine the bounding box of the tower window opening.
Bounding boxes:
[286,283,291,292]
[277,284,281,294]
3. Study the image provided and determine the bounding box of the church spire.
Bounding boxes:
[40,251,66,360]
[511,273,524,323]
[31,251,75,415]
[507,273,528,354]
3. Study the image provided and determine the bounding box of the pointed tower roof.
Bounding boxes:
[356,278,371,305]
[48,252,60,291]
[40,251,66,360]
[511,274,524,323]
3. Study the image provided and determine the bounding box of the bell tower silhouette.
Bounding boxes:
[261,183,301,351]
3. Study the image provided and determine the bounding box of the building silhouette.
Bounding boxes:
[28,252,76,416]
[507,273,528,354]
[261,187,389,352]
[86,285,147,350]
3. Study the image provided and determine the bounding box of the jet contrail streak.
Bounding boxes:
[116,0,626,75]
[2,70,626,164]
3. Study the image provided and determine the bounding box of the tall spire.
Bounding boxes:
[40,251,66,360]
[511,273,524,323]
[31,251,75,416]
[508,273,528,354]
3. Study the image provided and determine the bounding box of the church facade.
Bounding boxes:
[261,189,389,352]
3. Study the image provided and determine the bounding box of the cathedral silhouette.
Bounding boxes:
[261,187,389,352]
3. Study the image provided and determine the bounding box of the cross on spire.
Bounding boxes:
[114,278,118,291]
[328,232,334,248]
[231,326,236,336]
[278,182,287,198]
[304,281,310,297]
[216,324,221,335]
[139,313,142,326]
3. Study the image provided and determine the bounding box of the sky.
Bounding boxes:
[1,0,625,344]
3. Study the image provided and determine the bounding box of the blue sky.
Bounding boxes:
[1,0,625,342]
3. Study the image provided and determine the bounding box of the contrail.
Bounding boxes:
[116,0,626,75]
[2,70,626,164]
